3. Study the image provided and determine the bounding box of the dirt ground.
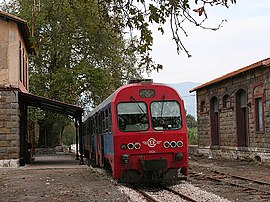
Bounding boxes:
[0,154,129,202]
[188,154,270,201]
[1,153,270,202]
[189,154,270,182]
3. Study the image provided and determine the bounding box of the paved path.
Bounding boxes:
[22,153,88,169]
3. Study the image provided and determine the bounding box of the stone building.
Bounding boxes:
[0,11,32,167]
[0,11,83,167]
[190,57,270,163]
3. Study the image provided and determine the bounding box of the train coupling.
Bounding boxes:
[121,154,129,164]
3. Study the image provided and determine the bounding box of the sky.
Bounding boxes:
[146,0,270,84]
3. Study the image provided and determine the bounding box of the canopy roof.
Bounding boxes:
[19,91,83,118]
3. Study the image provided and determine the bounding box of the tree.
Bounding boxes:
[1,0,236,71]
[186,114,198,144]
[1,0,143,105]
[88,0,236,64]
[1,0,143,147]
[0,0,236,147]
[186,114,197,128]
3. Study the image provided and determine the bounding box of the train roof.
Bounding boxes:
[83,80,179,121]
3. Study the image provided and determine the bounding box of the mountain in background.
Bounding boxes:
[167,82,201,118]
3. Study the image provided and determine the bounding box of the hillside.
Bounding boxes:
[167,82,201,118]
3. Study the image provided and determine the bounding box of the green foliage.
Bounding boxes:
[186,113,198,144]
[1,0,144,146]
[35,112,70,148]
[186,114,197,128]
[62,123,76,146]
[94,0,236,59]
[188,127,198,145]
[1,0,143,106]
[0,0,235,147]
[1,0,237,71]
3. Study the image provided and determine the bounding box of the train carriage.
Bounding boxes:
[82,79,188,183]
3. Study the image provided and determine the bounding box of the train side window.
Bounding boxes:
[99,113,102,134]
[108,108,112,132]
[102,111,105,133]
[95,115,99,134]
[90,118,93,134]
[92,117,96,135]
[105,109,109,133]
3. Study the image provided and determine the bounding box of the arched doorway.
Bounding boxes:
[210,96,220,146]
[235,89,248,147]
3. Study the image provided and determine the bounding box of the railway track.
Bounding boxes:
[132,184,198,202]
[210,170,270,194]
[189,169,270,200]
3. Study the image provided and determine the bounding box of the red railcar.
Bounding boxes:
[82,79,188,183]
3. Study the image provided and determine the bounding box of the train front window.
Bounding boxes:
[151,101,182,130]
[117,102,149,132]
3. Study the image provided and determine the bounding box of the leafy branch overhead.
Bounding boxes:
[0,0,236,147]
[97,0,236,59]
[0,0,237,106]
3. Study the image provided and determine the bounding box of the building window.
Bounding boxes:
[22,48,25,85]
[255,97,263,132]
[25,57,28,89]
[19,41,22,82]
[223,94,230,108]
[253,84,264,133]
[200,100,206,113]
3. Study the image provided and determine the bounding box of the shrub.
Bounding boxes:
[188,127,198,145]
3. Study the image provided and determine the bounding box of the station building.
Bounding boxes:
[0,11,83,167]
[190,57,270,164]
[0,11,32,167]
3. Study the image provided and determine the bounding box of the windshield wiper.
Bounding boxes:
[130,96,146,115]
[160,95,165,117]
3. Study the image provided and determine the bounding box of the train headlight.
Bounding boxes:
[170,141,177,148]
[121,154,129,164]
[164,141,170,148]
[177,141,183,148]
[134,142,141,149]
[127,143,134,150]
[121,144,127,150]
[176,152,184,161]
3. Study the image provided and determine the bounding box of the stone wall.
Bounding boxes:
[0,90,20,167]
[196,146,270,166]
[196,65,270,162]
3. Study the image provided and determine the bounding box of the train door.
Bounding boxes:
[235,89,248,147]
[210,96,220,146]
[93,111,104,167]
[95,114,99,166]
[82,122,87,158]
[89,117,95,161]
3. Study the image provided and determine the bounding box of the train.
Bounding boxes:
[82,79,188,183]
